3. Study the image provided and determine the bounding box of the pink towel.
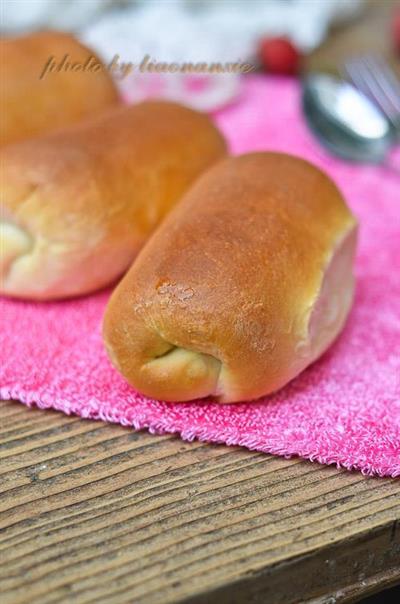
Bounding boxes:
[1,76,399,477]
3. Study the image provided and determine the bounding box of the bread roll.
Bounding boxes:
[1,30,119,146]
[0,101,227,300]
[103,152,358,403]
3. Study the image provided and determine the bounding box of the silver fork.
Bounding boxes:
[343,54,400,138]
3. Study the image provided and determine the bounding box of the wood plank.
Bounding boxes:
[0,401,399,604]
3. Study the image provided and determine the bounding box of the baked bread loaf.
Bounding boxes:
[103,152,358,403]
[0,30,119,146]
[0,101,227,300]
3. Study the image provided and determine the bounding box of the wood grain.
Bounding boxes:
[0,401,399,604]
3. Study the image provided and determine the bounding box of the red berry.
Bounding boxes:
[393,9,400,54]
[259,36,301,75]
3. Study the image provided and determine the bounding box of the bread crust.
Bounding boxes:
[0,101,227,299]
[0,30,120,146]
[103,152,358,403]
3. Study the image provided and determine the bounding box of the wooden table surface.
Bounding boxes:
[1,2,400,603]
[0,401,399,604]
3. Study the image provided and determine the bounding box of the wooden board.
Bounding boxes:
[0,401,399,604]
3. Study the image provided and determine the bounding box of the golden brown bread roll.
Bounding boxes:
[0,101,227,300]
[0,30,120,146]
[103,152,358,403]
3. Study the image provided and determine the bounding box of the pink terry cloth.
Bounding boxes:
[1,76,399,477]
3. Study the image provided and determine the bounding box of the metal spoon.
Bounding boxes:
[302,73,397,164]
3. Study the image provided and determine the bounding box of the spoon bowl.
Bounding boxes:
[302,74,397,163]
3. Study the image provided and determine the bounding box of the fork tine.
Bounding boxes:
[357,57,395,117]
[344,58,390,116]
[362,58,400,124]
[344,55,400,131]
[366,54,400,113]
